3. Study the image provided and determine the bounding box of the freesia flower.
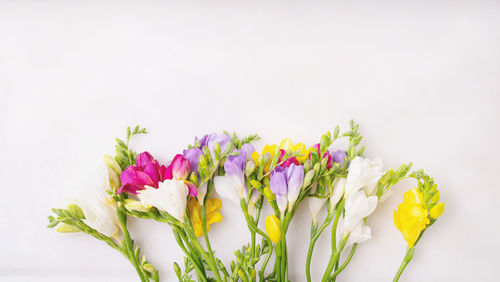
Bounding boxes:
[270,166,288,215]
[336,216,372,250]
[279,138,310,163]
[265,215,281,243]
[247,190,262,214]
[311,143,333,169]
[393,188,432,247]
[308,196,326,224]
[137,179,189,222]
[344,156,383,198]
[270,164,305,215]
[286,163,304,208]
[329,177,346,208]
[214,149,247,205]
[118,152,167,194]
[331,150,347,167]
[70,163,120,237]
[195,133,230,156]
[342,190,378,234]
[183,147,203,174]
[166,154,190,180]
[188,198,222,237]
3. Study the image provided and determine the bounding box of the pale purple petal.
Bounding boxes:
[183,148,203,173]
[332,150,347,166]
[270,166,287,196]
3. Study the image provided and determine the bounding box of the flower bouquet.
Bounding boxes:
[48,121,444,281]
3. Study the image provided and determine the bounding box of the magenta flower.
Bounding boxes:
[166,154,190,180]
[312,143,333,169]
[118,152,167,194]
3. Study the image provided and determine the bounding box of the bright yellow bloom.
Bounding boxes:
[252,144,279,173]
[265,214,281,243]
[188,198,223,237]
[279,138,310,163]
[393,189,430,248]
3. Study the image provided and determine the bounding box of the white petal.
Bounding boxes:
[343,191,378,233]
[345,221,372,249]
[308,197,326,223]
[138,180,188,221]
[214,176,241,205]
[276,194,288,216]
[330,177,346,207]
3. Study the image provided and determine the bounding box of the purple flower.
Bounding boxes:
[270,166,288,196]
[224,150,246,178]
[331,150,347,166]
[118,152,167,194]
[240,143,255,160]
[183,147,203,173]
[286,164,304,207]
[195,133,230,154]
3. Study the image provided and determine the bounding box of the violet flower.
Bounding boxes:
[331,150,347,167]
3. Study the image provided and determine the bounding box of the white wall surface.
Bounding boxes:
[1,0,499,281]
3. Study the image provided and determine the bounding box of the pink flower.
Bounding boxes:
[166,154,191,180]
[118,152,167,194]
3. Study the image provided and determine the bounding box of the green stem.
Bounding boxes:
[172,228,206,281]
[329,243,358,280]
[117,209,148,282]
[322,236,348,282]
[239,199,273,280]
[321,200,345,282]
[393,247,415,282]
[201,205,223,282]
[306,209,336,282]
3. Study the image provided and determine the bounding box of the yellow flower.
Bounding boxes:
[393,189,430,248]
[188,198,223,237]
[279,138,310,163]
[252,144,279,173]
[265,214,281,243]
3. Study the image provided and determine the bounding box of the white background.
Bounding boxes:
[1,0,499,281]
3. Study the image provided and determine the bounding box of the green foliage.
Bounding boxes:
[376,163,413,198]
[114,125,148,170]
[230,239,270,281]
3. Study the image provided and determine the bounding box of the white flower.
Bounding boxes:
[342,190,377,234]
[213,175,245,205]
[336,216,372,250]
[138,179,188,221]
[70,164,120,237]
[344,157,383,198]
[308,197,326,223]
[197,182,208,205]
[330,177,346,208]
[247,190,262,214]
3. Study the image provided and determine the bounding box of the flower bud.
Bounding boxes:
[124,199,149,212]
[245,160,257,177]
[143,263,156,274]
[56,223,81,233]
[263,186,275,201]
[189,172,198,185]
[303,159,312,171]
[265,214,281,243]
[171,154,190,180]
[103,154,122,175]
[302,170,315,189]
[429,202,445,219]
[173,262,181,279]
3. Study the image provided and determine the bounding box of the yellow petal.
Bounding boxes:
[429,202,445,219]
[265,215,281,243]
[280,138,294,150]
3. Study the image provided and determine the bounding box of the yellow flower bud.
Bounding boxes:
[265,215,281,243]
[263,186,275,201]
[429,202,445,219]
